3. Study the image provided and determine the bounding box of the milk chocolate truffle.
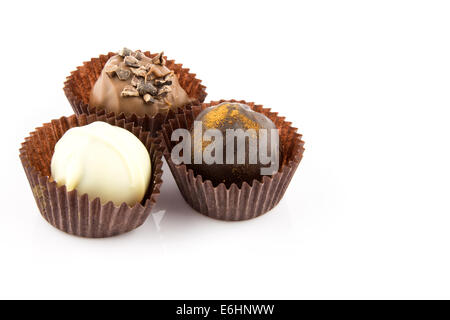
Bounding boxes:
[188,102,280,187]
[51,121,151,206]
[89,48,191,117]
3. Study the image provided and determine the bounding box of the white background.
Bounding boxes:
[1,0,450,299]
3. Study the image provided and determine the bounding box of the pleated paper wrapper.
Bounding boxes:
[19,113,164,238]
[63,51,207,136]
[159,100,305,221]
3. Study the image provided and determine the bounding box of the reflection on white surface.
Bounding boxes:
[151,210,165,232]
[124,159,299,265]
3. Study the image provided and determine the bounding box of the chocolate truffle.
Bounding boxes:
[90,48,191,117]
[51,121,151,206]
[188,103,280,187]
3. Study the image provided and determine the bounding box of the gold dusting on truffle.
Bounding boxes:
[229,110,239,117]
[230,107,260,130]
[202,139,212,150]
[197,103,261,152]
[203,103,231,129]
[202,103,261,131]
[202,140,212,150]
[191,139,211,155]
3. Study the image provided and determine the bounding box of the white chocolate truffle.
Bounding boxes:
[51,121,151,206]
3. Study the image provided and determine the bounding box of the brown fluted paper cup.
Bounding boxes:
[158,99,305,221]
[63,51,207,136]
[19,113,164,238]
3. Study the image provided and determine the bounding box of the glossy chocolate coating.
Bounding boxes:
[90,49,191,117]
[188,103,280,187]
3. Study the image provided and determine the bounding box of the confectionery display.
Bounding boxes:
[50,121,151,206]
[20,48,304,234]
[89,48,192,117]
[188,102,280,187]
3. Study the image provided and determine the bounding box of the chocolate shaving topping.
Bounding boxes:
[158,86,172,97]
[105,64,119,78]
[149,66,170,78]
[118,48,132,57]
[164,71,174,79]
[116,68,131,81]
[146,72,155,82]
[143,93,155,104]
[151,52,165,66]
[137,82,158,96]
[131,66,147,78]
[154,79,172,87]
[133,50,144,60]
[124,55,140,67]
[121,85,139,97]
[113,48,175,105]
[130,75,143,87]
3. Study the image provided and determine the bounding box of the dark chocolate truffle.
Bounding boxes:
[188,102,280,187]
[90,48,191,117]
